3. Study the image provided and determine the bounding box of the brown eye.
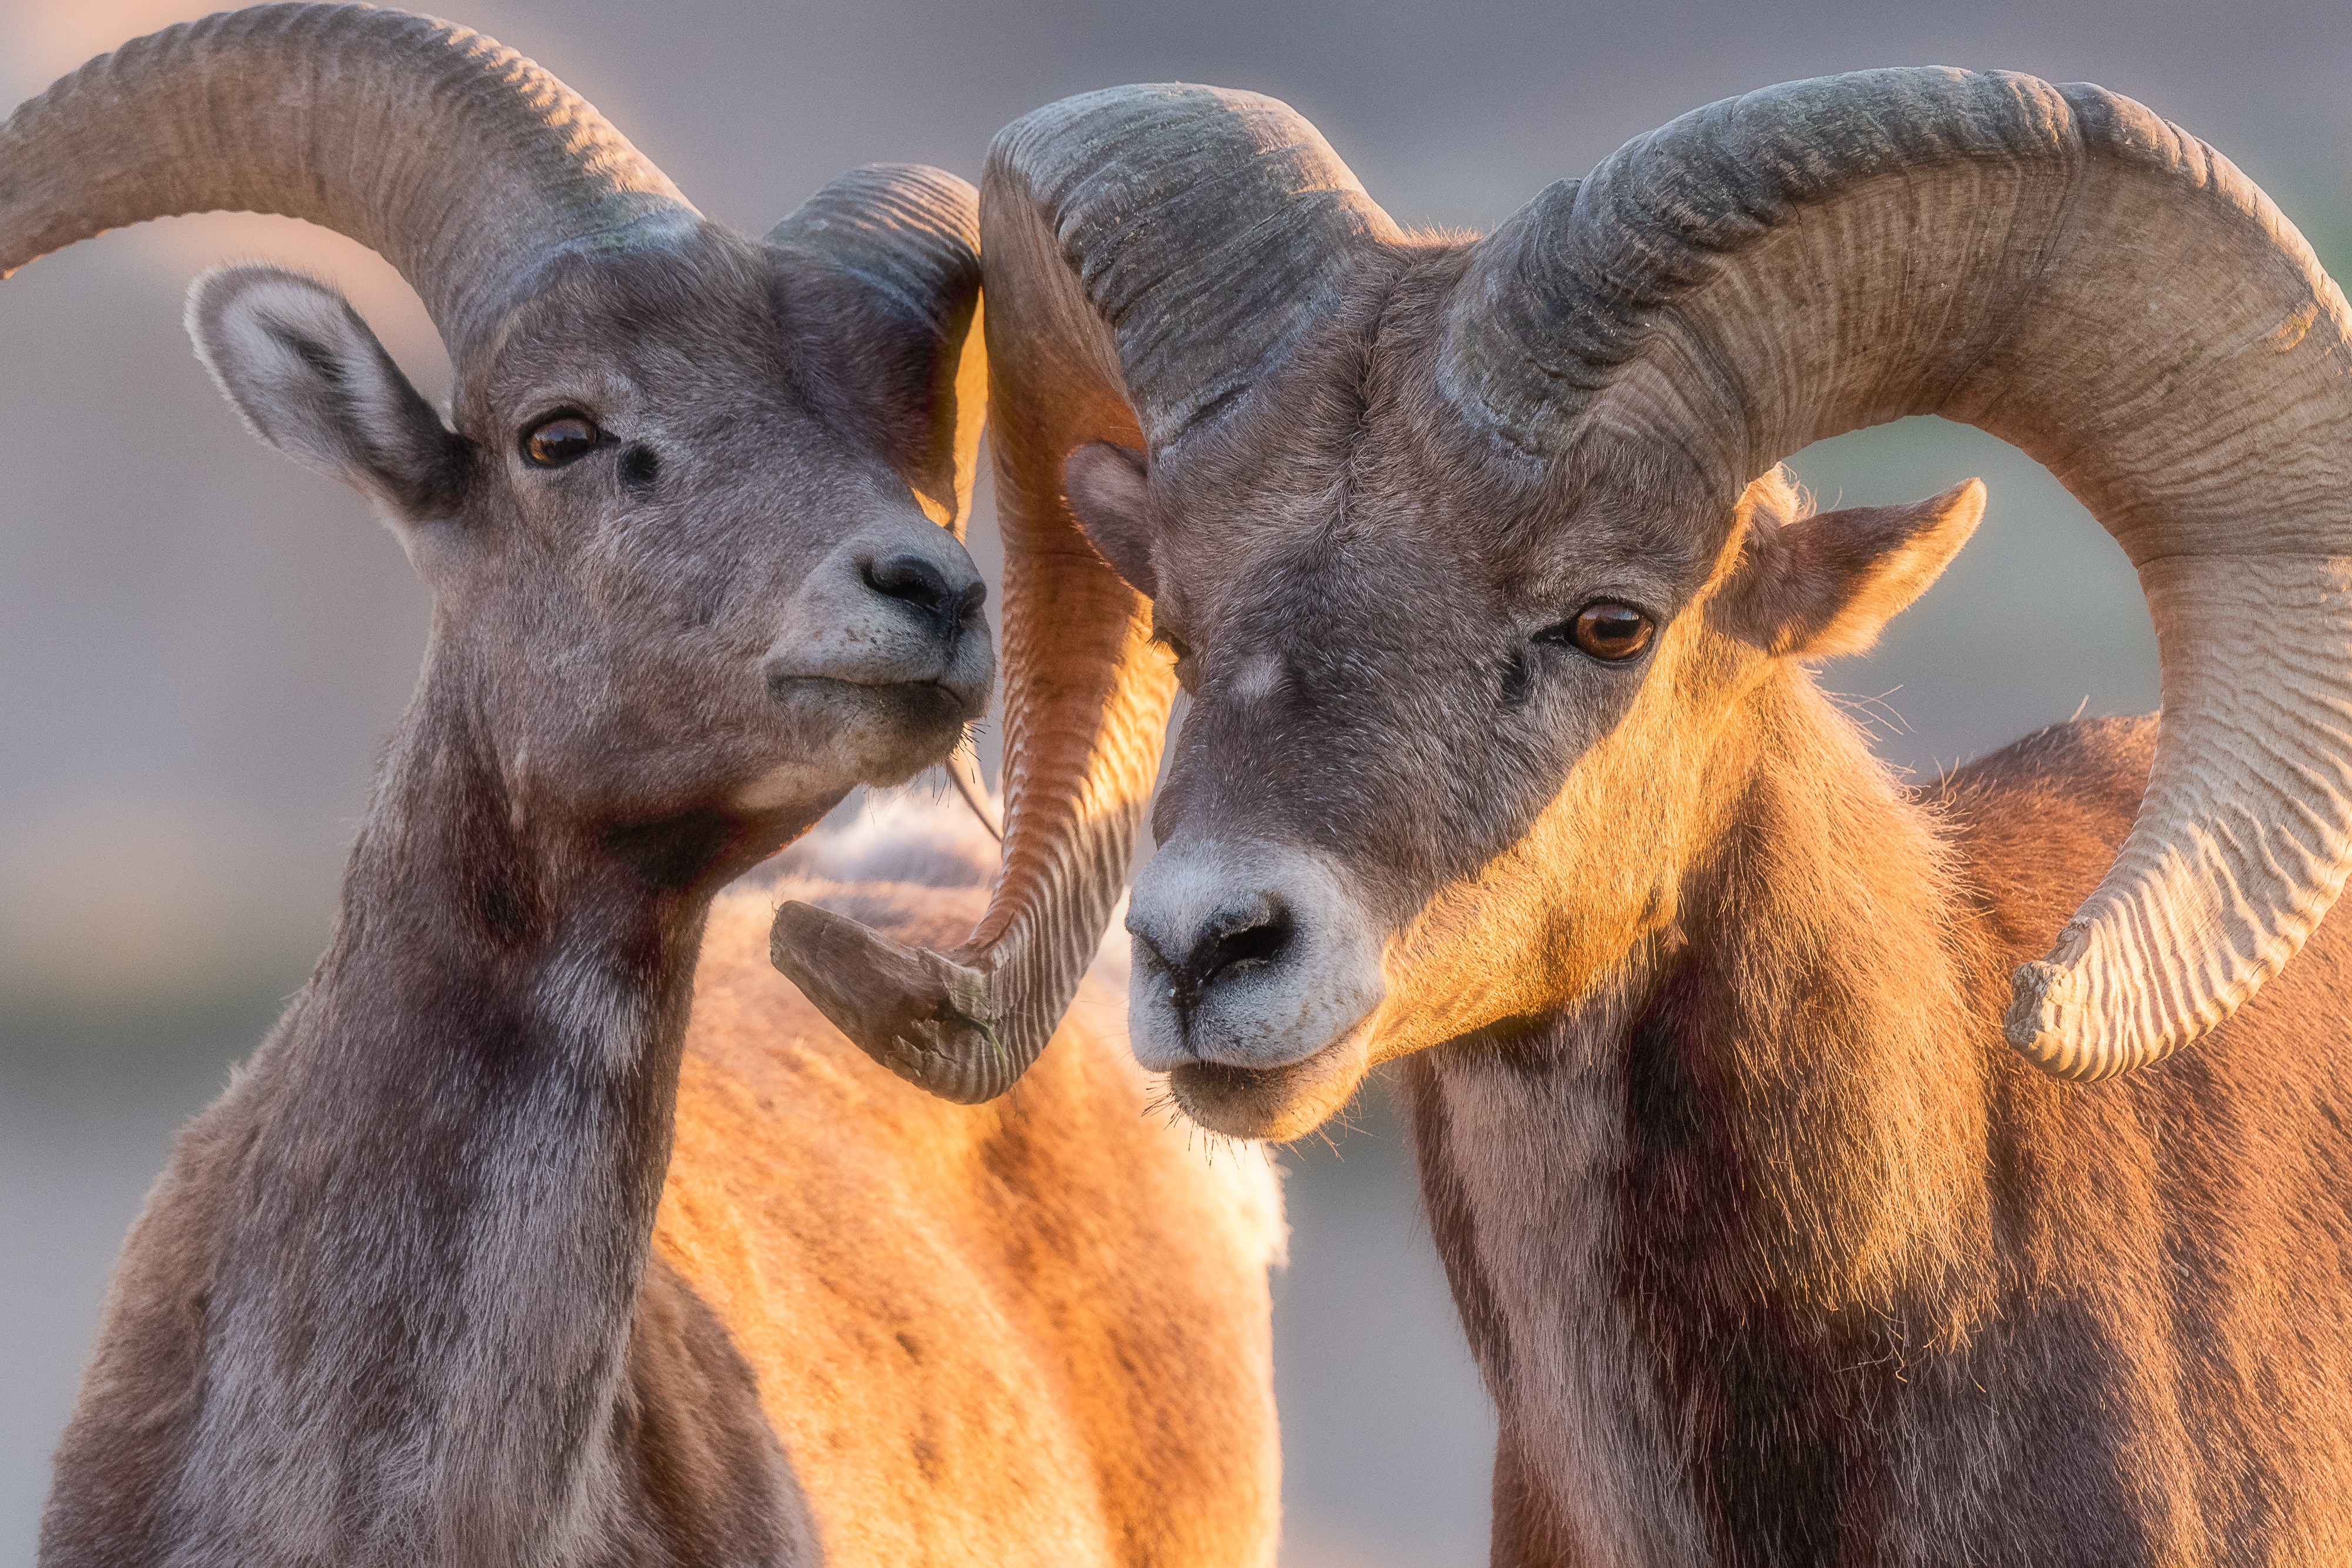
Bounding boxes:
[1562,601,1655,662]
[522,414,600,467]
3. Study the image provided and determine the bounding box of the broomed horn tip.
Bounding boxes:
[769,900,1006,1102]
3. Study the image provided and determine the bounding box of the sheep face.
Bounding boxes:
[191,225,993,880]
[1083,264,1979,1138]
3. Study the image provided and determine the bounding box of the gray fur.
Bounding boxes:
[36,162,988,1566]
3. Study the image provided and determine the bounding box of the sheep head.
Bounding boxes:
[2,6,993,883]
[1077,389,1984,1136]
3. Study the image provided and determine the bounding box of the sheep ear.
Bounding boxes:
[186,266,472,523]
[1716,478,1984,658]
[1062,442,1157,597]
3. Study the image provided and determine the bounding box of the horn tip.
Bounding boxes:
[769,898,1010,1104]
[2005,955,2136,1083]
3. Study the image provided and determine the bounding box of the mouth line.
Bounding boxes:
[1150,980,1379,1075]
[1169,995,1382,1078]
[765,673,985,719]
[1174,1031,1342,1075]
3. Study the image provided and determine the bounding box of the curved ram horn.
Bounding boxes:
[770,85,1399,1102]
[764,164,987,526]
[1442,68,2352,1080]
[0,3,698,359]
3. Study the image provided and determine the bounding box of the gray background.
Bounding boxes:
[4,0,2346,1562]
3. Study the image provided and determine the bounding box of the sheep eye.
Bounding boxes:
[522,414,600,468]
[1572,602,1653,660]
[1542,601,1654,662]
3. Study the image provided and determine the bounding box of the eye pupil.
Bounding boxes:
[523,414,600,467]
[1570,602,1654,661]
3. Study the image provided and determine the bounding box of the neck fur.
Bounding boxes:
[167,662,766,1556]
[1638,676,1994,1313]
[1405,674,1998,1563]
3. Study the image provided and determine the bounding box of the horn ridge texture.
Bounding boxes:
[765,164,983,520]
[1442,68,2095,447]
[0,4,697,355]
[1447,66,2352,1081]
[992,83,1403,446]
[767,165,978,332]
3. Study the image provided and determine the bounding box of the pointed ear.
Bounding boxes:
[186,266,472,523]
[1715,477,1985,658]
[1062,442,1157,597]
[766,165,985,531]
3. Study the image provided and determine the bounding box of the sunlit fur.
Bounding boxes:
[1402,701,2352,1564]
[1114,249,2352,1560]
[51,803,1285,1567]
[663,818,1283,1566]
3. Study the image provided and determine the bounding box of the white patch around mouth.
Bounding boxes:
[1125,839,1388,1072]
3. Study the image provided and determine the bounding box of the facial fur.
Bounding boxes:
[1096,244,1971,1138]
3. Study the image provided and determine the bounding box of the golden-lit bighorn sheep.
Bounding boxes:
[18,12,1278,1565]
[783,72,2352,1559]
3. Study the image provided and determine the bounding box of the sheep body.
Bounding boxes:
[1405,701,2352,1563]
[874,72,2352,1562]
[22,12,1279,1562]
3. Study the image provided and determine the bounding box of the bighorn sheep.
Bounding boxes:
[777,73,2352,1559]
[16,12,1278,1564]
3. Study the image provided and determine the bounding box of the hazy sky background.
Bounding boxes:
[4,1,2350,1563]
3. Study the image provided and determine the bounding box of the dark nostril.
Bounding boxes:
[1168,898,1295,1015]
[863,553,950,612]
[861,554,979,640]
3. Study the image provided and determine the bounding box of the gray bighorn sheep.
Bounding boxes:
[15,12,1279,1565]
[776,73,2352,1561]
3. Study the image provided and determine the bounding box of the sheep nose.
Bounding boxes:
[1124,842,1385,1072]
[861,553,986,643]
[1162,895,1297,1019]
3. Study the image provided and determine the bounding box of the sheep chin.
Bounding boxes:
[1168,1027,1374,1142]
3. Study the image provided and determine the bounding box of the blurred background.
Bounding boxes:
[4,0,2348,1562]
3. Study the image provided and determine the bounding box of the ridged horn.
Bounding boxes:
[0,3,699,357]
[1442,68,2352,1081]
[769,85,1398,1102]
[764,165,985,526]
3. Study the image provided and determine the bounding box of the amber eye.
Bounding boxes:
[1556,601,1654,662]
[522,414,601,467]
